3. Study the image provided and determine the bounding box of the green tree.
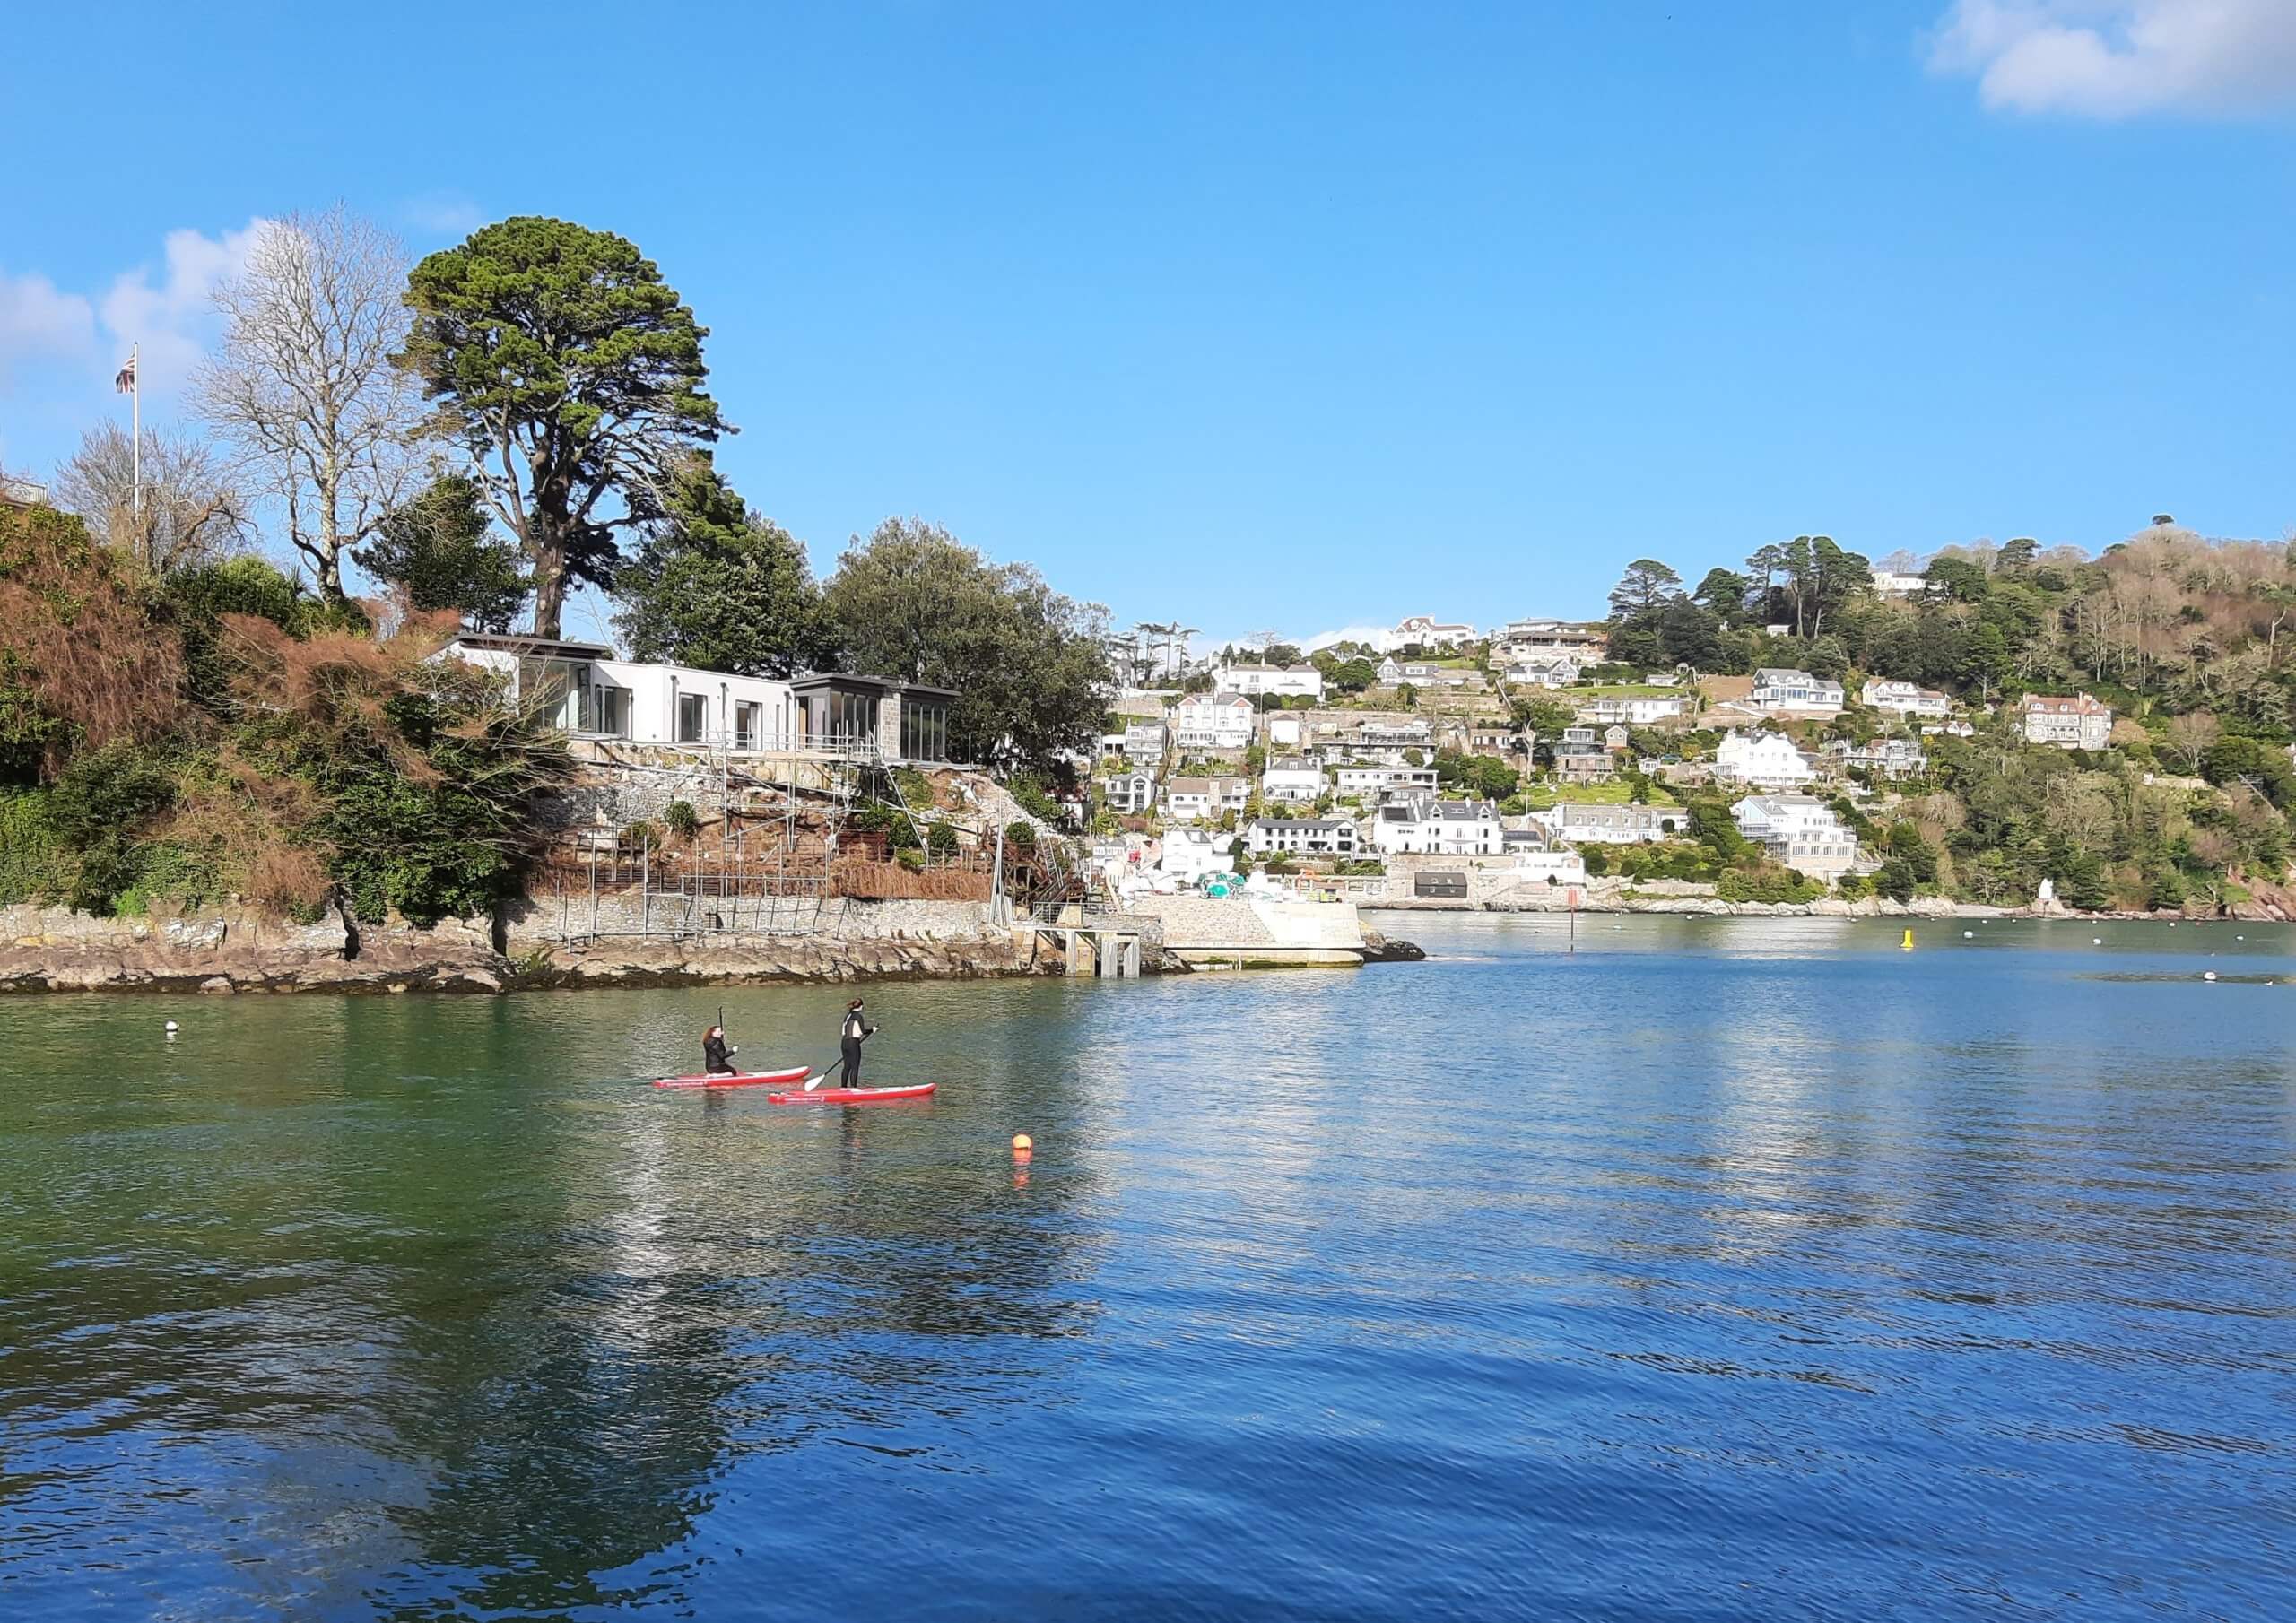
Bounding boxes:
[1925,556,1990,603]
[1510,695,1576,741]
[1692,567,1752,616]
[612,459,828,675]
[823,518,1110,775]
[399,217,726,638]
[354,473,529,631]
[1607,559,1683,621]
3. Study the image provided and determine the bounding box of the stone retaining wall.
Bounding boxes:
[1120,894,1367,966]
[2,897,1050,995]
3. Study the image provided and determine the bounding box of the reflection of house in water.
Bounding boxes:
[440,632,958,764]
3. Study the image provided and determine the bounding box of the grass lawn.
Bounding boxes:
[1519,777,1677,809]
[1572,683,1683,698]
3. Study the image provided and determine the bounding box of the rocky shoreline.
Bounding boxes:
[0,902,1097,996]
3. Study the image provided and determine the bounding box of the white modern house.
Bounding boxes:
[440,632,957,763]
[1335,764,1439,801]
[1715,729,1817,787]
[1244,817,1360,857]
[1860,679,1951,720]
[1265,714,1303,749]
[1394,616,1476,650]
[1870,570,1927,600]
[1103,772,1158,815]
[1171,694,1257,752]
[1751,667,1845,716]
[1165,776,1252,823]
[1261,759,1326,804]
[2022,692,2113,750]
[1213,664,1325,700]
[1577,694,1690,726]
[1544,803,1680,844]
[1732,794,1860,879]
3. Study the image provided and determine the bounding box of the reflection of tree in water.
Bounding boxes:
[366,1092,1100,1617]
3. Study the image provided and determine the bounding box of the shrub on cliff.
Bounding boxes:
[0,503,185,785]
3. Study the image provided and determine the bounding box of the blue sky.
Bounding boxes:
[4,2,2292,647]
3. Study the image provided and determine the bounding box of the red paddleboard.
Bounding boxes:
[767,1083,937,1106]
[652,1064,812,1091]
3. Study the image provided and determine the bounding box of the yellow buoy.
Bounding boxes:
[1901,928,1916,950]
[1011,1133,1033,1152]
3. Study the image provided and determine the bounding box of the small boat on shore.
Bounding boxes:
[651,1064,812,1091]
[767,1083,937,1106]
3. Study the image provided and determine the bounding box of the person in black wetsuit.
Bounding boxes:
[838,998,876,1089]
[702,1025,738,1075]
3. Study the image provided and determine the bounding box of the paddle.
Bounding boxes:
[803,1021,876,1090]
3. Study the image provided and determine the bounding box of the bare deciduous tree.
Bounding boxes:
[2163,711,2222,773]
[195,205,426,601]
[52,421,249,571]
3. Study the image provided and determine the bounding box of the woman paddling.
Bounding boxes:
[701,1025,738,1076]
[837,998,877,1089]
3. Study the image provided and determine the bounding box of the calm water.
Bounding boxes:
[3,916,2293,1621]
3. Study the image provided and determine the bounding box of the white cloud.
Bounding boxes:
[1304,624,1400,654]
[96,221,269,398]
[0,220,270,478]
[1930,1,2296,117]
[0,271,98,387]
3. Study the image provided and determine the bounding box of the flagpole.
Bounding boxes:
[129,343,141,538]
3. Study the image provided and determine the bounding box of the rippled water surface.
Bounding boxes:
[3,916,2293,1620]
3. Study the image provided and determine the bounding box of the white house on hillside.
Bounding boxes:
[1870,570,1927,600]
[1823,736,1928,779]
[1733,794,1859,879]
[1370,797,1505,855]
[1213,664,1325,700]
[1122,720,1169,762]
[1860,679,1951,720]
[1752,668,1845,716]
[1502,655,1582,689]
[1715,729,1816,788]
[1544,803,1679,844]
[1165,777,1251,823]
[1335,764,1439,801]
[1577,694,1690,726]
[1171,694,1257,751]
[1261,759,1326,804]
[1394,616,1476,650]
[442,632,957,763]
[1103,772,1157,815]
[1244,817,1359,857]
[2022,692,2112,750]
[1159,829,1230,882]
[1497,620,1607,661]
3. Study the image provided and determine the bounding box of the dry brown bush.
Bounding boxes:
[0,504,186,777]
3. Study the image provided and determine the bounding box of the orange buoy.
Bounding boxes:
[1012,1133,1033,1151]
